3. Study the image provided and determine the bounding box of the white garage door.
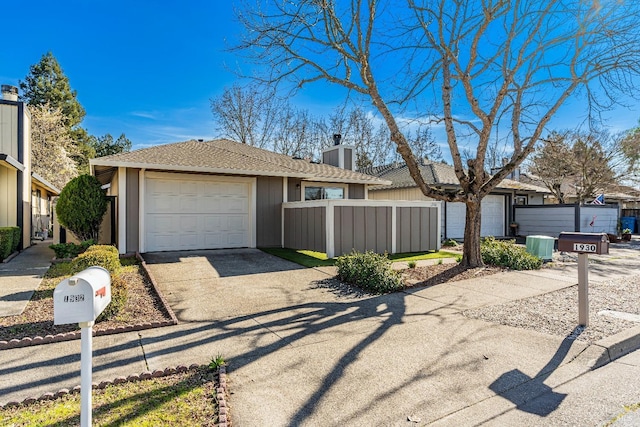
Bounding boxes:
[144,173,252,252]
[446,195,506,239]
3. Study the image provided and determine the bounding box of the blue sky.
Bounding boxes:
[1,1,639,156]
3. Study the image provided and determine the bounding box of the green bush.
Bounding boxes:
[481,237,542,270]
[85,244,118,256]
[96,272,128,322]
[335,250,404,294]
[71,245,121,274]
[11,227,20,252]
[0,227,14,260]
[49,240,95,259]
[56,175,108,242]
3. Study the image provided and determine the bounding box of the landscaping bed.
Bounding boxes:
[0,257,175,343]
[402,263,504,288]
[0,365,227,426]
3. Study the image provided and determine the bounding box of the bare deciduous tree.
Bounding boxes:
[29,104,79,190]
[236,0,640,266]
[210,83,284,148]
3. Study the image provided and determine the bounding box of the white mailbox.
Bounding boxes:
[54,266,112,325]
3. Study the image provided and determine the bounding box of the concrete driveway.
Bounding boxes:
[143,249,350,322]
[138,248,640,426]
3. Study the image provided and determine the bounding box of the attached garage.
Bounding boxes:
[445,195,506,239]
[143,172,255,252]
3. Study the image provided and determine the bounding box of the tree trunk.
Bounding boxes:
[461,199,484,268]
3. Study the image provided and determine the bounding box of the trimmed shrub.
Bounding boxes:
[96,272,128,322]
[49,240,95,259]
[335,250,404,294]
[56,175,108,242]
[481,237,543,270]
[71,245,121,274]
[11,227,20,252]
[85,244,118,256]
[0,227,13,260]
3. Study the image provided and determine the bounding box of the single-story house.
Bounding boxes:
[90,139,442,256]
[518,173,640,208]
[0,85,59,249]
[362,160,550,239]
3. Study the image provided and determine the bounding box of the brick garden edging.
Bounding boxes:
[1,364,230,427]
[136,252,179,326]
[0,253,179,351]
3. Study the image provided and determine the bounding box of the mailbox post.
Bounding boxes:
[53,266,111,427]
[557,232,609,326]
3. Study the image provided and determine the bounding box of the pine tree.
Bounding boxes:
[20,52,85,128]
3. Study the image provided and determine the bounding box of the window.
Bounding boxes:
[514,195,527,205]
[304,186,345,200]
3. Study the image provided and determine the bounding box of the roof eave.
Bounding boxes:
[31,172,61,194]
[90,159,389,185]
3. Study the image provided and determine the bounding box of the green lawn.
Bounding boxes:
[0,367,218,426]
[260,247,459,268]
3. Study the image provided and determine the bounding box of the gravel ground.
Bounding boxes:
[465,270,640,343]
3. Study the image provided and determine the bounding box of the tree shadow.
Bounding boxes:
[489,326,583,416]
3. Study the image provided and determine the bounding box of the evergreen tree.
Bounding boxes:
[89,133,133,158]
[20,52,93,172]
[20,52,85,128]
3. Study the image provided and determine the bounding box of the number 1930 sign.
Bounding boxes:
[573,243,597,253]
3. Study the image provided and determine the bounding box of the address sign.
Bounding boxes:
[573,243,597,253]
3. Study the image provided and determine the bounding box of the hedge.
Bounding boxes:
[0,227,20,261]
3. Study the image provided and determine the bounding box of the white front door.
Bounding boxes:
[144,173,253,252]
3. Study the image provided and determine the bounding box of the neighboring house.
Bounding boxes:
[519,172,640,208]
[362,159,550,239]
[0,85,58,248]
[31,172,60,239]
[90,139,442,256]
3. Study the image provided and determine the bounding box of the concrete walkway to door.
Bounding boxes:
[1,248,640,426]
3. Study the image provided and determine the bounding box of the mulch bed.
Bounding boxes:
[0,262,175,343]
[401,263,504,289]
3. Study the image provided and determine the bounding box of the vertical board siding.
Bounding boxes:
[348,184,365,199]
[256,176,283,247]
[283,207,326,252]
[126,168,140,252]
[334,206,392,255]
[345,149,353,170]
[288,178,302,202]
[322,150,339,168]
[396,206,438,253]
[0,104,18,157]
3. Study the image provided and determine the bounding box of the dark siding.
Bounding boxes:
[256,176,283,247]
[283,207,326,252]
[348,184,365,199]
[344,148,353,170]
[323,150,339,168]
[288,178,302,202]
[334,206,392,256]
[396,206,438,253]
[126,168,140,252]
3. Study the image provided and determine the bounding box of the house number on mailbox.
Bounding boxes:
[64,294,85,303]
[573,243,597,253]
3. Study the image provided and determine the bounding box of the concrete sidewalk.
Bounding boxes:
[0,240,54,317]
[1,248,639,425]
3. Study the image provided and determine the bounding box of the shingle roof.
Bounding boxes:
[362,160,549,193]
[90,139,389,185]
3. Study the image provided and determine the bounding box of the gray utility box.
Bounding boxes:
[53,266,112,325]
[557,232,609,255]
